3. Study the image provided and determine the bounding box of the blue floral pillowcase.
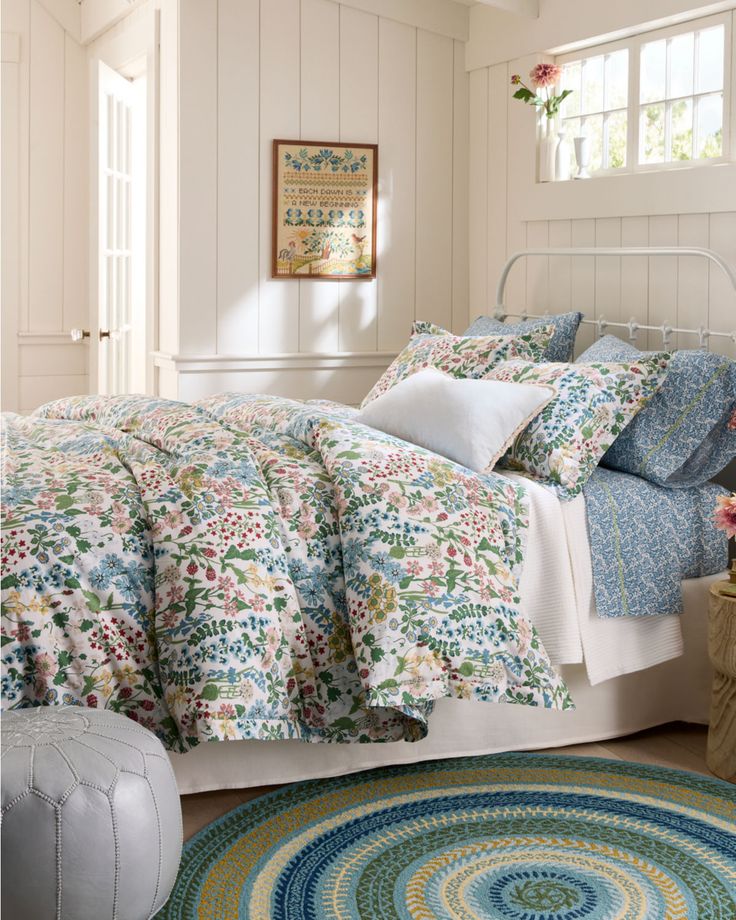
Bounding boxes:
[577,336,736,488]
[486,354,671,500]
[463,312,584,362]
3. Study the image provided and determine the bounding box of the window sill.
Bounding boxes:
[523,160,736,220]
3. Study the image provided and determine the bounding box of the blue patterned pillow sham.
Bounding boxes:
[577,336,736,488]
[487,354,671,500]
[464,312,584,363]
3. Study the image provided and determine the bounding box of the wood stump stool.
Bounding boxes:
[707,584,736,783]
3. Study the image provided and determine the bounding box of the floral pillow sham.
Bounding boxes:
[487,354,671,499]
[361,326,553,408]
[577,336,736,488]
[464,311,584,363]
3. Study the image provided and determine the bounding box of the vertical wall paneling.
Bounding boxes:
[7,0,30,337]
[525,220,549,313]
[467,68,488,316]
[486,63,507,317]
[376,18,416,351]
[29,1,64,332]
[594,218,622,331]
[259,0,300,354]
[1,45,20,410]
[178,0,217,355]
[63,33,88,332]
[217,0,259,354]
[570,218,596,353]
[415,29,453,329]
[676,213,710,349]
[619,216,649,347]
[709,212,736,356]
[299,0,340,353]
[647,215,679,349]
[451,38,469,333]
[547,219,571,314]
[338,4,378,352]
[158,0,179,356]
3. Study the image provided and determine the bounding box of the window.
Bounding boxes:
[556,13,731,177]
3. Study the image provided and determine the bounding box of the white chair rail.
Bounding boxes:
[493,246,736,348]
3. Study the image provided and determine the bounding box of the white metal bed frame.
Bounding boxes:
[493,246,736,348]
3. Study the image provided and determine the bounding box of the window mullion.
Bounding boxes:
[629,36,640,169]
[692,31,699,158]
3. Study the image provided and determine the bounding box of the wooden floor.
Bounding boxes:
[181,721,712,841]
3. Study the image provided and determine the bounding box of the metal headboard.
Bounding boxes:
[494,246,736,348]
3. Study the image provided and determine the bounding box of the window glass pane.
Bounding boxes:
[640,103,665,162]
[582,55,604,114]
[696,92,723,157]
[561,61,581,117]
[669,97,693,160]
[668,32,694,99]
[605,110,627,168]
[696,26,724,93]
[640,39,666,103]
[604,50,628,110]
[583,113,603,171]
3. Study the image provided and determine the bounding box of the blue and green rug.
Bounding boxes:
[161,753,736,919]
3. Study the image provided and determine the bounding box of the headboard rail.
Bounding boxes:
[494,246,736,348]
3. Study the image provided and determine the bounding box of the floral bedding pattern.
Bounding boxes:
[577,336,736,488]
[487,356,671,499]
[1,394,571,753]
[360,328,553,408]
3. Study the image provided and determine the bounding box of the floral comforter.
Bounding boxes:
[1,394,571,752]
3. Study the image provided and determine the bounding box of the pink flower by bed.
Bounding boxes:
[714,493,736,539]
[529,62,562,88]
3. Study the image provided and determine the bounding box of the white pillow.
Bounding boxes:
[355,368,554,472]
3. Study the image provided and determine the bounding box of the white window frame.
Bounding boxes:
[555,11,733,178]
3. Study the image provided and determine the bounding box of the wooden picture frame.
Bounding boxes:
[272,139,378,280]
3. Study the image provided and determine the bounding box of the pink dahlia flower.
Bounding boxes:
[530,63,562,88]
[714,493,736,539]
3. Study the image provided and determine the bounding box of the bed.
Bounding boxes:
[2,246,734,794]
[171,470,724,793]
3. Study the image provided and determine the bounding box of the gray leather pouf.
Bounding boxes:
[1,706,182,920]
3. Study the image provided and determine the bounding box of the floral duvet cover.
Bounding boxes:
[1,394,570,752]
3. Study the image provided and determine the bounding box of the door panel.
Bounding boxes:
[98,61,143,395]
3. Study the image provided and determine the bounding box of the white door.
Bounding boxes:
[97,62,146,395]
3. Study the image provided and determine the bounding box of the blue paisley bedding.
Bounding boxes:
[584,466,729,619]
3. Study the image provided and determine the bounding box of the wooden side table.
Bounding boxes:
[707,584,736,783]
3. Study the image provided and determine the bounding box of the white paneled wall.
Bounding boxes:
[156,0,469,402]
[467,8,736,361]
[1,0,89,413]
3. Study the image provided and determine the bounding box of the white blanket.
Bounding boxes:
[507,474,684,685]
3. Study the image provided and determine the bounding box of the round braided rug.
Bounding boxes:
[161,753,736,920]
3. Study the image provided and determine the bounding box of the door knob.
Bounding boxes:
[70,328,90,342]
[99,329,111,340]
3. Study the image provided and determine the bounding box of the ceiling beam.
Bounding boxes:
[475,0,539,18]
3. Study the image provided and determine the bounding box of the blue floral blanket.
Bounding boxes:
[1,394,571,752]
[584,466,729,618]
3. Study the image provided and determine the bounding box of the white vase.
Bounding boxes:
[555,131,571,182]
[573,135,591,179]
[538,119,558,183]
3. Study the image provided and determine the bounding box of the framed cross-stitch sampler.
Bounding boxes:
[272,139,378,280]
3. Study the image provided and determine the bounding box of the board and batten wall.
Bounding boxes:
[155,0,470,404]
[1,0,89,413]
[467,3,736,360]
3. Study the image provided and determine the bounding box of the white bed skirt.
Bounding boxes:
[171,573,719,794]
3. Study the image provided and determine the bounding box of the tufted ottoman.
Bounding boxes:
[1,706,182,920]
